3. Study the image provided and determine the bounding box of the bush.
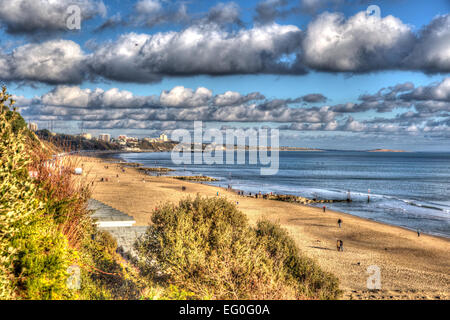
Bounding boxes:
[11,217,75,300]
[78,227,147,300]
[0,86,158,300]
[255,221,341,299]
[136,196,341,300]
[0,89,75,299]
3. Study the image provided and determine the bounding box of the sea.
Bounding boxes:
[111,151,450,238]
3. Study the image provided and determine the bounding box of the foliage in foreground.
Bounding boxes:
[0,88,75,299]
[135,196,342,300]
[0,86,196,300]
[256,220,341,300]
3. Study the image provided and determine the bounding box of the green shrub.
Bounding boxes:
[0,86,158,300]
[77,227,152,300]
[255,220,341,300]
[135,196,341,300]
[11,217,75,300]
[0,90,75,299]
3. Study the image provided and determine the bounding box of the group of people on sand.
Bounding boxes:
[322,205,345,252]
[336,218,344,251]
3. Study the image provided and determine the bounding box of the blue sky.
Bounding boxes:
[0,0,449,151]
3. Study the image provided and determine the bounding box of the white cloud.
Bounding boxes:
[302,11,415,72]
[401,78,450,102]
[37,85,154,109]
[90,23,304,82]
[343,117,366,131]
[406,15,450,73]
[160,86,212,108]
[207,2,242,25]
[1,40,86,84]
[0,0,106,35]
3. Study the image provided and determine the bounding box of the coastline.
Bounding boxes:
[106,151,450,239]
[80,155,450,300]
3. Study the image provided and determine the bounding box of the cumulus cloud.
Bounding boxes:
[406,15,450,73]
[254,0,295,24]
[207,2,243,26]
[213,91,265,106]
[94,13,123,32]
[80,119,194,131]
[96,0,189,31]
[28,85,269,112]
[331,80,449,114]
[84,12,450,80]
[1,10,449,85]
[19,79,450,138]
[0,40,86,84]
[131,0,189,28]
[342,116,366,131]
[300,0,339,13]
[302,11,415,72]
[0,0,106,35]
[33,85,157,109]
[301,93,327,103]
[160,86,212,108]
[21,84,336,126]
[400,78,450,102]
[255,94,325,110]
[89,23,305,83]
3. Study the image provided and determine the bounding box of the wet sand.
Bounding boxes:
[79,156,450,300]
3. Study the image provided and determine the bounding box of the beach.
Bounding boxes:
[79,156,450,300]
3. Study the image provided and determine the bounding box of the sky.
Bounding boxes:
[0,0,449,151]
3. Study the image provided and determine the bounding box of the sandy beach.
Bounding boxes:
[79,156,450,300]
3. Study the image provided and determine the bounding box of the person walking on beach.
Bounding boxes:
[417,229,421,237]
[337,218,342,228]
[323,206,326,213]
[336,240,343,252]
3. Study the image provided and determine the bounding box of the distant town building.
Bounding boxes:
[126,137,138,142]
[98,134,111,142]
[143,137,158,143]
[80,133,92,140]
[159,133,169,142]
[28,122,38,131]
[118,135,127,141]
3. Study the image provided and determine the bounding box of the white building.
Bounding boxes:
[80,133,92,140]
[98,134,111,142]
[28,122,38,131]
[159,133,169,142]
[118,135,127,141]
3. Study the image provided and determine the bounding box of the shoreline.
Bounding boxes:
[80,155,450,300]
[109,152,450,240]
